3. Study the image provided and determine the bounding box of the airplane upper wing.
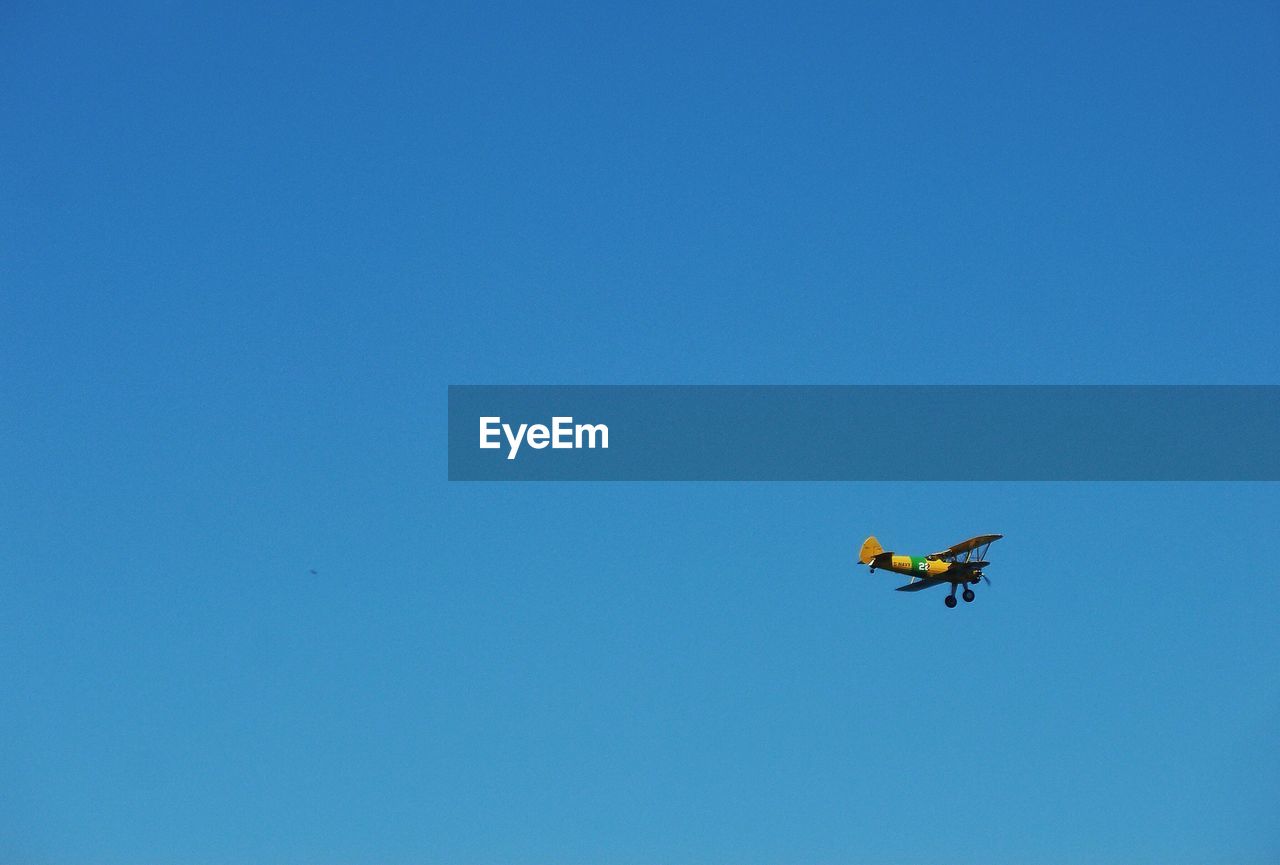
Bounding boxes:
[928,534,1003,561]
[895,579,944,592]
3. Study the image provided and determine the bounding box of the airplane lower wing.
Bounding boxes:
[895,579,944,592]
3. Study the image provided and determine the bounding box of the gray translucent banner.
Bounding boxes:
[447,386,1279,480]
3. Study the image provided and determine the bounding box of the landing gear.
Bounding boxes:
[962,588,975,603]
[944,594,957,608]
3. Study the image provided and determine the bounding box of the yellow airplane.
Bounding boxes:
[858,534,1003,608]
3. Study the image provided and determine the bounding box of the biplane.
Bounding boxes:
[858,534,1003,608]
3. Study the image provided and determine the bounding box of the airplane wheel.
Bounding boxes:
[962,589,975,603]
[944,595,957,608]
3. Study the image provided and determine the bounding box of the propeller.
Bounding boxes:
[980,573,992,586]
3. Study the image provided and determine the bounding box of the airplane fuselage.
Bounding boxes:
[872,554,958,581]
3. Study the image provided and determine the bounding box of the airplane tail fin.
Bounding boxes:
[858,536,885,565]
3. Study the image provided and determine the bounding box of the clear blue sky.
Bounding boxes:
[2,2,1278,863]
